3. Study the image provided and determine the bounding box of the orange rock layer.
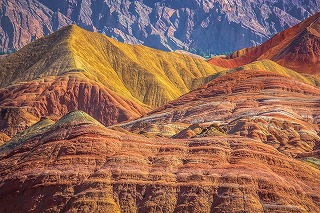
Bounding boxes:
[123,69,320,157]
[0,73,147,127]
[0,112,319,212]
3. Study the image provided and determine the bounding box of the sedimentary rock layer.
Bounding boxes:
[122,69,320,157]
[0,111,319,212]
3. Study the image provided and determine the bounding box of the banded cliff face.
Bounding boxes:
[208,12,320,74]
[1,0,320,54]
[0,111,319,212]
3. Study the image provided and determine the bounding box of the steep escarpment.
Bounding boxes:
[208,12,320,74]
[0,111,319,212]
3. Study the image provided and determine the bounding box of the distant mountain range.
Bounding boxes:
[1,0,320,54]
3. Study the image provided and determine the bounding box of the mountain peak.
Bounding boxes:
[208,12,320,74]
[54,110,104,128]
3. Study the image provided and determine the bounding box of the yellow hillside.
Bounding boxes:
[0,25,225,108]
[66,25,225,107]
[197,59,315,85]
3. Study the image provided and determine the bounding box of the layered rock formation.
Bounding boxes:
[0,24,222,107]
[0,107,39,137]
[122,69,320,158]
[208,12,320,74]
[0,74,147,126]
[0,0,72,52]
[1,12,320,213]
[0,111,319,212]
[0,24,222,136]
[1,0,320,54]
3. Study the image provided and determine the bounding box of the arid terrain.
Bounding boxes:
[0,7,319,213]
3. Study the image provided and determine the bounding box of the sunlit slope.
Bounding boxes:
[66,25,224,107]
[195,59,315,86]
[0,25,224,108]
[232,60,314,84]
[0,27,77,87]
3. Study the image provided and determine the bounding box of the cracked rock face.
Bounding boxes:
[1,0,320,53]
[0,111,319,212]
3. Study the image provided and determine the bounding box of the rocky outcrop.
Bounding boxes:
[208,12,320,74]
[0,111,319,212]
[1,0,320,54]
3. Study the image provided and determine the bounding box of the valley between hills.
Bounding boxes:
[0,10,320,213]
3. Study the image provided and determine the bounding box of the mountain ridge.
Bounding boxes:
[0,24,225,136]
[0,9,320,212]
[209,12,320,74]
[1,0,320,54]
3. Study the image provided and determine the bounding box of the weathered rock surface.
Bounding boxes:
[209,12,320,74]
[0,133,10,145]
[1,0,320,54]
[0,107,39,138]
[0,24,223,135]
[0,111,319,212]
[0,73,147,127]
[0,25,222,108]
[0,0,72,52]
[122,69,320,157]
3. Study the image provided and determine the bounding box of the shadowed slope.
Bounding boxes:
[0,111,319,212]
[208,12,320,74]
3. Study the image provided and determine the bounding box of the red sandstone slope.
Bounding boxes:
[121,69,320,158]
[208,12,320,74]
[0,73,147,126]
[0,107,39,138]
[0,111,319,212]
